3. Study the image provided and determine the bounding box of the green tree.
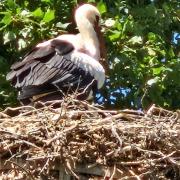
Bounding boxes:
[102,0,180,109]
[0,0,179,110]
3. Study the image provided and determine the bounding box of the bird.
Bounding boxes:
[6,4,105,105]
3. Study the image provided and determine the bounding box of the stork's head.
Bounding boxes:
[75,4,100,28]
[75,4,107,66]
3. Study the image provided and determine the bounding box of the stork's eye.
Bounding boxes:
[96,15,100,23]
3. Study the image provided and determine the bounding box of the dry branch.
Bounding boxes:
[0,100,179,179]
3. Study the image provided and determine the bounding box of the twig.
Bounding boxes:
[119,109,144,116]
[151,151,180,165]
[7,160,35,180]
[0,112,10,118]
[146,104,156,115]
[128,169,141,180]
[65,160,79,179]
[46,124,78,145]
[118,160,145,166]
[111,124,122,148]
[54,97,68,125]
[27,154,61,161]
[18,140,42,150]
[0,129,27,139]
[2,137,13,156]
[95,113,131,126]
[74,99,104,111]
[3,106,35,117]
[40,158,50,174]
[103,167,109,180]
[109,164,116,180]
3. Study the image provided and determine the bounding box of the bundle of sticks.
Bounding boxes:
[0,98,179,179]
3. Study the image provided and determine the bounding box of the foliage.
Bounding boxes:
[0,0,179,110]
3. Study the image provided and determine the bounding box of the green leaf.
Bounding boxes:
[0,56,7,72]
[20,27,31,38]
[16,7,22,14]
[18,38,27,50]
[145,4,157,17]
[20,10,31,17]
[7,0,17,9]
[147,77,159,86]
[3,31,16,44]
[56,22,70,29]
[97,1,107,14]
[168,47,175,58]
[148,32,156,41]
[41,0,51,3]
[88,0,96,2]
[147,47,156,56]
[1,12,12,25]
[32,8,44,18]
[105,18,115,27]
[164,68,173,72]
[109,30,121,41]
[152,67,165,75]
[42,9,55,23]
[128,36,142,45]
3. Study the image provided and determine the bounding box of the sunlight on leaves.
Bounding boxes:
[97,1,107,14]
[42,9,55,23]
[32,8,44,18]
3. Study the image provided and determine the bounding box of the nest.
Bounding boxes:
[0,98,179,179]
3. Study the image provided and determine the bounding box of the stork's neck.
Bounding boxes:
[76,17,100,60]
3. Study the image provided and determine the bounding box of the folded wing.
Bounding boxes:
[7,39,105,104]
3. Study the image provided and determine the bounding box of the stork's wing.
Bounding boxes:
[6,39,102,102]
[7,39,74,75]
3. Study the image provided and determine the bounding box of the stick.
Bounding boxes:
[46,124,78,145]
[7,160,35,180]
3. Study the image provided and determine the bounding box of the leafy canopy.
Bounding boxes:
[0,0,179,110]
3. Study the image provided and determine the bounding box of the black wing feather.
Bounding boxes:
[7,39,97,104]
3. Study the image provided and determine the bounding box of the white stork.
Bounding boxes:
[6,4,105,105]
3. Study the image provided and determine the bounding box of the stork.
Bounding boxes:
[6,4,105,105]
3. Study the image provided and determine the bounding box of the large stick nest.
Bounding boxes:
[0,98,179,179]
